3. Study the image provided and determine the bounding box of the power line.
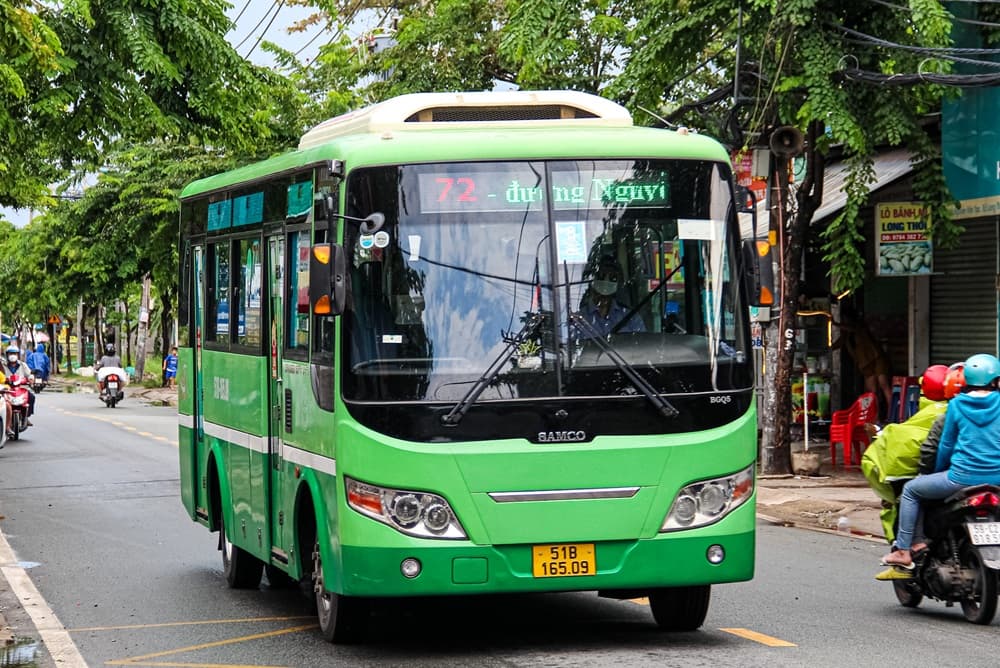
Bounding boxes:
[232,0,280,52]
[231,0,253,26]
[837,67,1000,86]
[244,0,287,60]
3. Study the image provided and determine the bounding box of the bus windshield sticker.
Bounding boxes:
[359,234,375,249]
[555,221,587,264]
[382,334,403,344]
[373,231,390,248]
[677,218,724,241]
[407,235,421,262]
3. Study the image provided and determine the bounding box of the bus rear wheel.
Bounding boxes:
[648,585,711,631]
[220,515,263,589]
[312,540,367,643]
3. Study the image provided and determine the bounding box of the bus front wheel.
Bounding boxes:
[648,585,711,631]
[312,540,368,643]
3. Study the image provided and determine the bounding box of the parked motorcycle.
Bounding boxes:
[4,374,31,440]
[890,484,1000,624]
[30,368,45,393]
[97,366,127,408]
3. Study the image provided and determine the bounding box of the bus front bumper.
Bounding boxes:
[338,526,754,597]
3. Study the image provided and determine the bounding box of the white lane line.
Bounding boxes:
[0,530,87,667]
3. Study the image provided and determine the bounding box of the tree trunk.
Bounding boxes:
[135,274,151,382]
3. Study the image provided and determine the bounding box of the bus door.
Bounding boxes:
[266,235,287,559]
[190,245,208,519]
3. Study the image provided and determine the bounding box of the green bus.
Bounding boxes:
[178,90,768,643]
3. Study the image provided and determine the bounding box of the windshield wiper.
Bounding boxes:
[570,313,680,419]
[441,312,544,427]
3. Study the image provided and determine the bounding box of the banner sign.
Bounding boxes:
[875,202,933,276]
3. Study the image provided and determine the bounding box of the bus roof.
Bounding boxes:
[181,92,730,200]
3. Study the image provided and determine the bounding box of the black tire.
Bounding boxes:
[109,396,117,408]
[892,579,923,608]
[220,515,263,589]
[960,546,998,625]
[648,585,711,631]
[313,540,367,643]
[11,416,19,441]
[265,563,298,589]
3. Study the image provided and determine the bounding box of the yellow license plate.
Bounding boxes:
[532,543,596,578]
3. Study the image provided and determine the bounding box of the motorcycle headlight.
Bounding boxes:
[660,465,754,532]
[345,477,467,540]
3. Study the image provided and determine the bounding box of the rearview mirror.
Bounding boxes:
[309,243,347,316]
[742,239,774,308]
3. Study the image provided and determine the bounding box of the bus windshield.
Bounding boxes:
[343,159,750,403]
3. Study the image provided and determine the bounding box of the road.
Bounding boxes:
[0,390,997,667]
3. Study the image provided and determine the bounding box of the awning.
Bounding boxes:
[739,148,915,239]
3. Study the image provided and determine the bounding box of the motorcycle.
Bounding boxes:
[30,368,45,393]
[890,484,1000,624]
[97,366,127,408]
[4,374,31,440]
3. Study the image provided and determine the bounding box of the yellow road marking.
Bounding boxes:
[70,616,313,633]
[107,663,289,667]
[105,623,316,666]
[719,627,796,647]
[138,431,154,437]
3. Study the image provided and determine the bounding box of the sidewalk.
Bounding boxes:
[757,440,886,543]
[44,375,178,407]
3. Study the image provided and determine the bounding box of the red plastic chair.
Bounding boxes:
[829,392,877,468]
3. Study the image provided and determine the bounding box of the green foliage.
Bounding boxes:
[1,0,300,208]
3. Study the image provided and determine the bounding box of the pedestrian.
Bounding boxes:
[833,307,892,422]
[163,347,178,389]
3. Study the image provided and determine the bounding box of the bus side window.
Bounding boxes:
[287,231,311,353]
[206,241,231,346]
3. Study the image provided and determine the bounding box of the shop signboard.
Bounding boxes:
[875,201,933,276]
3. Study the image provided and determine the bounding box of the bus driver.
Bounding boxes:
[581,255,645,337]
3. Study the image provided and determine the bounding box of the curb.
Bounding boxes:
[756,511,885,543]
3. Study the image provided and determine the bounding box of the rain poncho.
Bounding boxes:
[861,398,948,542]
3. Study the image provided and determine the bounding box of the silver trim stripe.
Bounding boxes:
[488,487,640,503]
[284,445,337,477]
[203,421,268,455]
[182,416,337,477]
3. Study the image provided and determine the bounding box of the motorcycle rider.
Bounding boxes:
[0,345,34,432]
[26,343,50,383]
[95,343,123,397]
[861,364,951,543]
[882,353,1000,570]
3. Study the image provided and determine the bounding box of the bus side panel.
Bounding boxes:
[201,350,270,560]
[177,348,198,521]
[277,358,338,566]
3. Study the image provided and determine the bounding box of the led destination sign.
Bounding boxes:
[416,166,671,213]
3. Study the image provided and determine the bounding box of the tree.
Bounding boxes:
[1,0,298,209]
[344,0,973,474]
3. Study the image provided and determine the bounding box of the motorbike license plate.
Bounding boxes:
[967,522,1000,545]
[108,381,119,390]
[532,543,596,578]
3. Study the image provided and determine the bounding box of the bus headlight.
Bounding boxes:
[660,465,754,532]
[345,477,467,540]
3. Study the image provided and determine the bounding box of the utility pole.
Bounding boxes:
[135,274,152,382]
